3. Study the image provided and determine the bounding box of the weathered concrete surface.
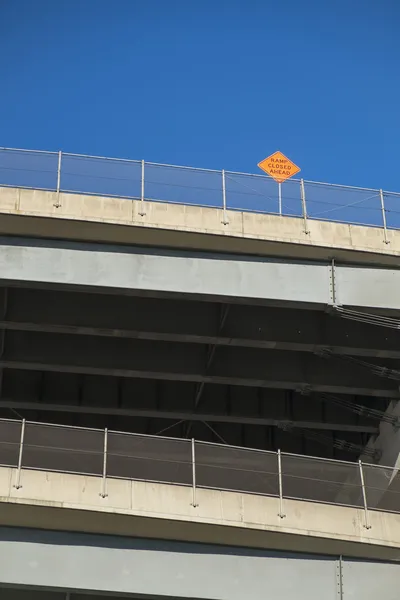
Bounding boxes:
[0,527,341,600]
[358,401,400,509]
[1,467,400,561]
[1,187,400,266]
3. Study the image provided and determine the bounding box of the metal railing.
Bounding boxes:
[0,418,399,527]
[1,147,400,238]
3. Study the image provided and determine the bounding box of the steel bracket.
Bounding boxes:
[336,557,343,599]
[329,259,339,307]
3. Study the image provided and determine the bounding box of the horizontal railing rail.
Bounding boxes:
[1,147,400,239]
[0,417,398,527]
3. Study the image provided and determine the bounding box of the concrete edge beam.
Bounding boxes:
[1,187,400,267]
[0,468,400,561]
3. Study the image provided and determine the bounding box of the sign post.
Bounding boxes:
[257,151,301,215]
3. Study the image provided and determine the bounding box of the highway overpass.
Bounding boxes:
[0,148,399,598]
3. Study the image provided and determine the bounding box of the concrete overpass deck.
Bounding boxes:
[1,418,400,552]
[0,525,398,600]
[0,154,400,599]
[0,184,400,463]
[1,435,400,598]
[1,185,400,267]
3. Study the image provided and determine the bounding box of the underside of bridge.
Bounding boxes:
[0,275,398,462]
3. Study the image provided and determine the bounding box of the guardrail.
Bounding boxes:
[0,418,398,527]
[1,147,400,238]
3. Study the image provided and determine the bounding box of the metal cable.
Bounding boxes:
[318,393,399,427]
[334,353,400,382]
[277,422,379,459]
[334,305,400,330]
[224,173,297,215]
[315,333,400,383]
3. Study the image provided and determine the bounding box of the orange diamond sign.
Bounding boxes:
[258,151,300,183]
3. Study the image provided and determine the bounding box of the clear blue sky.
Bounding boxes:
[1,0,399,189]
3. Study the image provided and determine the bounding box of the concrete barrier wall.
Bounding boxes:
[1,187,400,265]
[1,467,400,561]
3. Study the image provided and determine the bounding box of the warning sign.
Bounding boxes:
[258,151,300,183]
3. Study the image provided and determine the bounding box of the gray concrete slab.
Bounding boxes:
[1,187,400,268]
[0,237,400,312]
[0,527,338,600]
[0,238,331,306]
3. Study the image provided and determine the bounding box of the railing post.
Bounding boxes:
[300,179,309,234]
[358,460,371,529]
[139,159,146,216]
[277,449,285,518]
[221,169,229,225]
[53,150,62,208]
[14,419,26,489]
[278,182,282,216]
[379,189,390,244]
[191,438,198,507]
[100,428,108,498]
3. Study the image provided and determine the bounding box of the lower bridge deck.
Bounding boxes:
[0,527,399,600]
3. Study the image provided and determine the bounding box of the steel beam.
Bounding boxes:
[0,237,331,306]
[1,318,400,359]
[0,527,340,600]
[2,288,400,358]
[1,237,400,310]
[0,399,377,433]
[336,265,400,310]
[1,330,398,397]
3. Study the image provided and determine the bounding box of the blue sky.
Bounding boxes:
[1,0,399,190]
